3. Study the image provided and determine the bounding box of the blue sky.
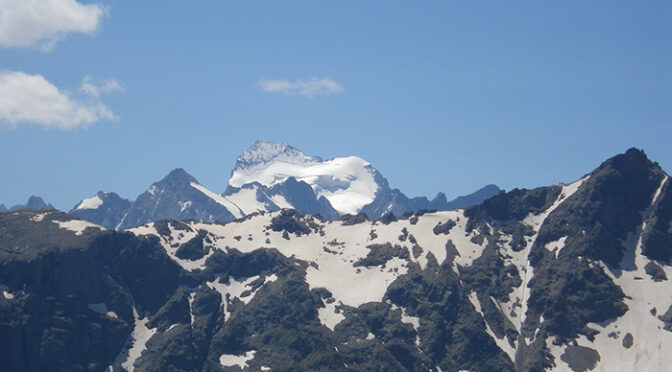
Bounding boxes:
[0,1,670,210]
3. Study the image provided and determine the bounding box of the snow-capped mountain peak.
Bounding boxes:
[232,140,321,172]
[229,141,380,215]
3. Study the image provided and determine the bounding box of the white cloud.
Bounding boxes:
[0,0,107,51]
[0,71,121,130]
[255,77,344,98]
[80,76,124,98]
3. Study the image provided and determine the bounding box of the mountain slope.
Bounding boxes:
[118,168,240,230]
[69,191,131,230]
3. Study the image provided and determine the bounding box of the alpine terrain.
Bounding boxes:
[1,148,671,372]
[67,140,500,230]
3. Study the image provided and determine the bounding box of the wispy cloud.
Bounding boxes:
[0,0,107,52]
[80,76,125,98]
[0,71,122,130]
[255,77,344,98]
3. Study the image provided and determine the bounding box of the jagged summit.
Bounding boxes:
[161,168,198,184]
[232,140,321,172]
[9,196,54,211]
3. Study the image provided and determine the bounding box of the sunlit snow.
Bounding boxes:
[190,182,244,219]
[230,155,379,215]
[76,195,103,210]
[53,219,104,235]
[113,308,156,372]
[318,300,345,331]
[219,351,256,368]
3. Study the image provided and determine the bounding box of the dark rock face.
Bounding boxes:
[268,209,324,237]
[339,213,369,225]
[642,178,672,263]
[354,243,409,267]
[0,210,180,372]
[560,345,600,372]
[268,177,340,219]
[385,258,515,372]
[645,261,667,281]
[175,234,209,260]
[533,148,666,266]
[69,192,131,230]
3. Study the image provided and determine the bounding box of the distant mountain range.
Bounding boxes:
[34,140,496,229]
[1,148,670,371]
[0,196,54,212]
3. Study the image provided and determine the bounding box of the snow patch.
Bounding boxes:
[188,292,196,326]
[468,291,516,361]
[545,236,568,259]
[269,193,292,209]
[400,307,420,330]
[400,306,422,347]
[115,212,128,231]
[76,195,103,210]
[225,186,270,215]
[114,308,157,372]
[219,350,255,368]
[207,275,273,320]
[129,222,214,271]
[53,219,104,235]
[179,200,192,213]
[318,300,345,331]
[30,212,49,222]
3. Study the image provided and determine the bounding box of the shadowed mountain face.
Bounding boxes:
[9,196,54,211]
[116,168,239,230]
[69,191,131,230]
[2,148,671,371]
[66,141,499,229]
